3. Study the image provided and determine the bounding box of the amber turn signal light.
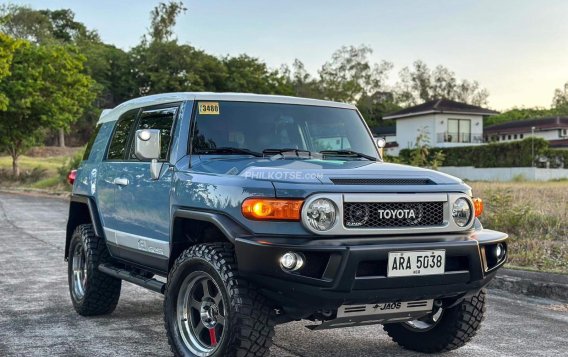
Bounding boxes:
[473,197,483,217]
[242,198,303,221]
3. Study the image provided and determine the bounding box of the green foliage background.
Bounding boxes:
[399,138,568,168]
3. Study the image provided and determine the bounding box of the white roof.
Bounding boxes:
[97,92,356,124]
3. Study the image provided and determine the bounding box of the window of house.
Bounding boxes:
[514,134,517,139]
[447,119,471,143]
[502,135,506,140]
[520,134,524,139]
[106,109,139,160]
[508,135,511,140]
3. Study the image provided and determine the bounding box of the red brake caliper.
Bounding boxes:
[209,327,217,346]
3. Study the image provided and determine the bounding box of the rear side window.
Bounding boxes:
[129,107,178,160]
[107,109,138,160]
[83,124,101,161]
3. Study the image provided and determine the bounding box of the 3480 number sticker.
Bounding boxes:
[198,102,220,115]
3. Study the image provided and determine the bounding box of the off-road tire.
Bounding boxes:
[164,243,275,357]
[383,289,486,353]
[67,224,122,316]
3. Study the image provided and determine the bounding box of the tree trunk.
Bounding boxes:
[11,154,20,178]
[58,128,65,148]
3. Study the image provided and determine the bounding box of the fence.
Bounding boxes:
[439,166,568,181]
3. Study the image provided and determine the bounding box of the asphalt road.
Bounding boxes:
[0,191,566,357]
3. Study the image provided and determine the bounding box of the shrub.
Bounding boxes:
[479,187,568,272]
[399,137,565,168]
[57,149,84,183]
[19,167,48,184]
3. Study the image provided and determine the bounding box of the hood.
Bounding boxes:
[189,156,463,185]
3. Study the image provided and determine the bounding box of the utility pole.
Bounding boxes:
[531,126,535,167]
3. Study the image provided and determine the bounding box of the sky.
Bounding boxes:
[8,0,568,110]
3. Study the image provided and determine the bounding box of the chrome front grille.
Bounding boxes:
[344,201,445,228]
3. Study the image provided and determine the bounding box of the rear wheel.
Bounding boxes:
[67,224,122,316]
[164,243,275,357]
[383,289,486,353]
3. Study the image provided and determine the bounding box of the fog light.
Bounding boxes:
[280,252,304,271]
[496,243,505,260]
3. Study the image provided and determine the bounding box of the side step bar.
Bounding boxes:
[98,263,165,294]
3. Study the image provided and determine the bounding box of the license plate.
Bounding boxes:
[387,250,445,277]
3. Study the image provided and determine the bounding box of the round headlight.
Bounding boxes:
[452,198,472,227]
[306,198,337,231]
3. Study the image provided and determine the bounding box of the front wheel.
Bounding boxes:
[383,289,486,353]
[164,243,275,357]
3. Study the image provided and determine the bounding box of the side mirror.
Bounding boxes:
[134,129,161,160]
[134,129,163,180]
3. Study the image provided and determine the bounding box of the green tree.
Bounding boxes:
[356,92,401,128]
[396,60,489,106]
[0,33,18,110]
[318,45,393,103]
[0,5,97,44]
[552,81,568,109]
[148,1,187,43]
[285,59,324,99]
[131,41,227,94]
[0,5,130,146]
[221,54,293,95]
[0,41,97,176]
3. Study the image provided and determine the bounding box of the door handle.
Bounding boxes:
[113,177,129,186]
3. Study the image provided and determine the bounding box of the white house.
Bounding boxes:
[484,116,568,149]
[382,99,499,156]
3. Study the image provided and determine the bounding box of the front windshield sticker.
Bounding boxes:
[198,102,220,115]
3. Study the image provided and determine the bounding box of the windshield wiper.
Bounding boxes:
[195,147,263,157]
[319,150,377,161]
[262,148,317,158]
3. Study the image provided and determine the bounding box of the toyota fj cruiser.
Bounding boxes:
[66,93,508,356]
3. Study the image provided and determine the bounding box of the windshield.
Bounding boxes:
[191,101,379,160]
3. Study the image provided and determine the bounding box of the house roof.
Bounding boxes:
[98,92,356,124]
[484,116,568,134]
[371,126,396,136]
[383,98,499,120]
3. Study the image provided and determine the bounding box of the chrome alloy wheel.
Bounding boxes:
[71,242,87,300]
[404,306,444,332]
[177,271,227,356]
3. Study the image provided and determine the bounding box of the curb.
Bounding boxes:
[490,268,568,302]
[0,187,70,200]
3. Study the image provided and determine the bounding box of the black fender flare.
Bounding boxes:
[171,208,251,245]
[65,194,105,260]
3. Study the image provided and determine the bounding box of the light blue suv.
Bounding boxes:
[66,92,508,356]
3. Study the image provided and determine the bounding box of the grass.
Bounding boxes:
[471,181,568,274]
[0,154,69,177]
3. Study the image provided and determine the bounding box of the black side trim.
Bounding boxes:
[118,244,169,273]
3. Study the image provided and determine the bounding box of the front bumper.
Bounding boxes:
[234,229,507,318]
